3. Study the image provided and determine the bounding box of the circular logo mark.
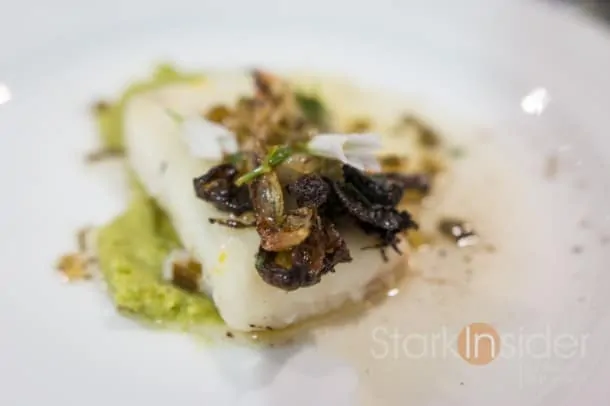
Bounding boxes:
[457,322,501,365]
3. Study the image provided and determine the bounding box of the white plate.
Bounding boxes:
[2,0,610,405]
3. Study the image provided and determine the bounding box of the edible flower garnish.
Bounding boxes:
[306,133,382,172]
[166,108,239,161]
[182,117,239,160]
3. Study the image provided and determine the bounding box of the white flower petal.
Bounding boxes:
[216,132,239,154]
[181,117,238,161]
[344,156,366,170]
[348,153,381,172]
[344,134,382,156]
[343,145,379,156]
[345,133,383,148]
[307,133,383,170]
[306,134,349,162]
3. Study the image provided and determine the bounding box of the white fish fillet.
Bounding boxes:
[124,75,407,331]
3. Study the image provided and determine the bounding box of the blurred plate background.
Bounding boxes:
[1,0,610,405]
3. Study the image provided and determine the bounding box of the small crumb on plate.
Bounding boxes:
[85,147,125,163]
[56,253,91,281]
